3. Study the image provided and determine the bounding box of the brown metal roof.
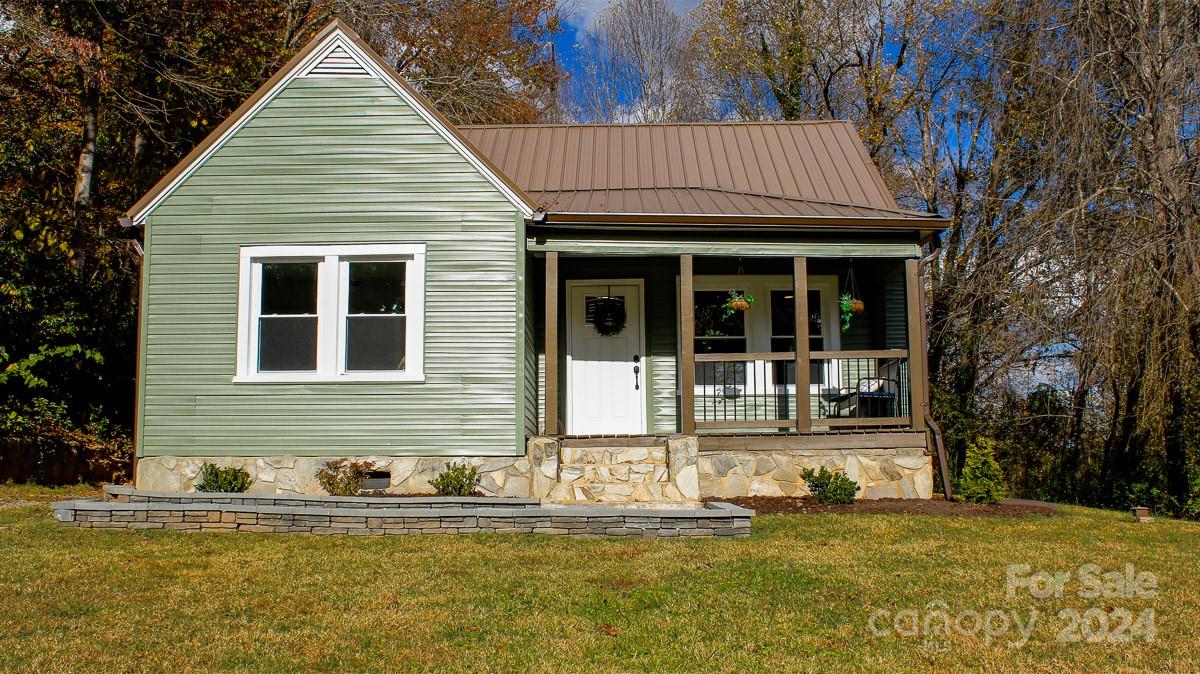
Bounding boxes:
[460,123,942,225]
[126,22,941,231]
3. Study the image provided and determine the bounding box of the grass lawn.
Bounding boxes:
[0,484,1196,672]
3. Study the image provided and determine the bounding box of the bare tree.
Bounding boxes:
[565,0,710,123]
[1036,0,1200,504]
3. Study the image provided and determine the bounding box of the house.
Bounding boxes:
[123,20,950,502]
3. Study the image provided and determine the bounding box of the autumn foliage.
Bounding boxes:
[0,0,561,483]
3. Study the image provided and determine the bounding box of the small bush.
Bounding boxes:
[194,463,252,493]
[430,461,481,497]
[957,438,1007,504]
[316,459,372,496]
[799,466,860,504]
[1,398,133,485]
[1126,481,1168,513]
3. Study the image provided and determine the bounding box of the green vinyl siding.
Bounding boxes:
[521,249,539,438]
[883,262,908,349]
[139,76,523,457]
[646,271,680,434]
[835,260,909,350]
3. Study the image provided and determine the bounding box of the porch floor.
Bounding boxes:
[546,429,928,453]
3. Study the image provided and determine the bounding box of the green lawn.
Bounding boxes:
[0,485,1196,673]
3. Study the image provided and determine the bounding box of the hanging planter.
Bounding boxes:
[839,293,866,333]
[586,295,627,336]
[722,290,755,318]
[839,268,865,333]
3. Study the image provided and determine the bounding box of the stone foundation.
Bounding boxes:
[136,437,930,501]
[699,447,933,499]
[136,455,532,498]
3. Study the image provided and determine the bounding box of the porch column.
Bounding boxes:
[680,254,696,434]
[545,252,559,435]
[905,258,928,431]
[793,257,811,432]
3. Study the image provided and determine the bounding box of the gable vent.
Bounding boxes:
[304,44,371,78]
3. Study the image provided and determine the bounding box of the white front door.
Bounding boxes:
[566,281,646,435]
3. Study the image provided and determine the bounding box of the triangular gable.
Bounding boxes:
[300,43,372,78]
[125,20,535,225]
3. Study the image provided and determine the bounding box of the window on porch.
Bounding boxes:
[694,290,748,389]
[686,261,916,431]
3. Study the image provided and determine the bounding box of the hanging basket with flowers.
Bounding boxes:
[839,268,865,333]
[722,290,755,318]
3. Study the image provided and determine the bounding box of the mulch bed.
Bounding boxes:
[706,496,1057,517]
[357,491,483,498]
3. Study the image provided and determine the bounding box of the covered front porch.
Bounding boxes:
[530,237,931,455]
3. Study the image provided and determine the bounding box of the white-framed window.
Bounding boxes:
[235,244,426,383]
[763,276,840,391]
[690,275,838,396]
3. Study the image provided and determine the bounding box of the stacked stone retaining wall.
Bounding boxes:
[54,488,753,539]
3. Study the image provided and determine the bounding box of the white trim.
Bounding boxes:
[299,42,372,78]
[129,29,533,225]
[565,279,647,435]
[235,243,426,383]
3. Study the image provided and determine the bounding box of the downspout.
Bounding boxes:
[919,244,954,500]
[926,415,954,501]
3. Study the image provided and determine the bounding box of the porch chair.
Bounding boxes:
[852,377,899,417]
[820,377,899,418]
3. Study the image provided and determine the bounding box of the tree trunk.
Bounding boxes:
[73,80,99,215]
[131,127,147,182]
[1061,359,1091,494]
[71,72,101,269]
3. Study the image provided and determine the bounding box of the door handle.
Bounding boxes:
[633,356,641,391]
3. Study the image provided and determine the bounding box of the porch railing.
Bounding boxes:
[693,350,911,430]
[811,350,910,425]
[694,352,797,430]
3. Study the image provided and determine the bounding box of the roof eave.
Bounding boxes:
[538,212,951,231]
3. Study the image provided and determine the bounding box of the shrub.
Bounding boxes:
[799,466,860,504]
[430,461,481,497]
[1132,476,1200,520]
[957,438,1007,504]
[194,463,252,493]
[1182,496,1200,521]
[316,459,372,496]
[1184,476,1200,521]
[1,398,133,485]
[1126,481,1168,513]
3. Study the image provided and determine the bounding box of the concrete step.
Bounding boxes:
[560,445,668,466]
